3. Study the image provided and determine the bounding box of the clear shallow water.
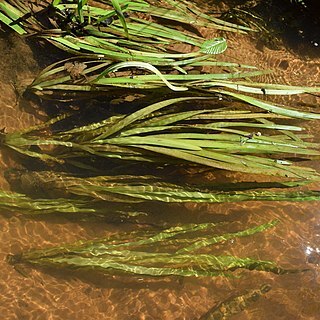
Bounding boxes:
[0,1,320,319]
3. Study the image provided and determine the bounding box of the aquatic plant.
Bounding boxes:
[2,1,319,121]
[0,187,155,223]
[1,97,319,179]
[0,0,246,61]
[8,219,301,278]
[0,0,278,106]
[27,56,320,103]
[0,189,101,215]
[6,170,320,204]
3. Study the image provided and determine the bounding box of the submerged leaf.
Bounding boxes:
[213,90,320,120]
[93,61,188,91]
[111,0,129,38]
[2,95,320,180]
[9,220,300,278]
[7,170,320,204]
[200,37,227,55]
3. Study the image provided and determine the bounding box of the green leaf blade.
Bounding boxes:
[200,37,227,55]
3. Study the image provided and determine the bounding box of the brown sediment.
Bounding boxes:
[199,284,272,320]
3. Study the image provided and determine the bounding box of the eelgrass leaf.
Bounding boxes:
[47,36,82,51]
[176,220,279,253]
[136,145,319,179]
[133,3,249,33]
[25,256,230,277]
[0,190,96,214]
[2,95,320,180]
[7,171,320,204]
[10,220,302,277]
[213,90,320,119]
[111,0,129,38]
[95,97,209,139]
[0,11,26,34]
[206,82,320,95]
[93,61,189,91]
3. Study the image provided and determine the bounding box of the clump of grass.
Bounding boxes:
[8,219,303,278]
[27,57,320,107]
[28,57,271,97]
[0,0,244,61]
[1,97,319,180]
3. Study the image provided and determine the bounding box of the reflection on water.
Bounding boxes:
[0,1,320,320]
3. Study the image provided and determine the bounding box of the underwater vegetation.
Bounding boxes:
[1,96,320,180]
[7,219,305,278]
[0,0,242,57]
[5,170,320,204]
[1,1,319,185]
[0,189,104,215]
[26,56,320,99]
[1,1,318,96]
[0,2,319,319]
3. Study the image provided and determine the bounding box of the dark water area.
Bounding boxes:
[0,1,320,320]
[215,0,320,57]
